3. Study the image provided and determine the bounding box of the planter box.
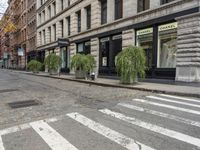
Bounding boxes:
[75,70,86,79]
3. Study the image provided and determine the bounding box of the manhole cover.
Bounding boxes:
[8,100,41,109]
[0,89,19,93]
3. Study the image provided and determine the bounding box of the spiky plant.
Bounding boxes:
[115,46,146,84]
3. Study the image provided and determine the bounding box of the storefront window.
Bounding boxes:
[157,22,177,68]
[100,37,110,67]
[77,41,91,54]
[136,27,153,68]
[60,47,67,68]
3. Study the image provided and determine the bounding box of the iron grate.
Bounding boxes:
[7,100,41,109]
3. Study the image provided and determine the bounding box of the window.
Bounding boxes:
[77,41,91,54]
[115,0,123,20]
[53,24,56,41]
[76,11,81,33]
[48,27,51,42]
[136,28,153,68]
[61,0,64,10]
[60,20,64,37]
[52,2,56,16]
[101,0,107,24]
[160,0,175,4]
[39,13,41,24]
[67,16,71,36]
[39,31,42,45]
[43,30,46,44]
[157,22,177,68]
[42,10,45,22]
[86,5,91,30]
[68,0,70,6]
[137,0,150,12]
[48,5,51,18]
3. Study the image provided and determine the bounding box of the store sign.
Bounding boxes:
[18,48,24,56]
[100,37,110,43]
[159,22,177,32]
[137,28,153,36]
[3,53,8,59]
[112,34,122,40]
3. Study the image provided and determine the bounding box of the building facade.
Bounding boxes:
[0,0,37,69]
[36,0,200,82]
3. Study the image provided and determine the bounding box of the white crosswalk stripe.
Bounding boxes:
[0,137,5,150]
[118,103,200,127]
[159,94,200,103]
[99,109,200,147]
[147,96,200,108]
[67,112,155,150]
[30,120,78,150]
[133,98,200,115]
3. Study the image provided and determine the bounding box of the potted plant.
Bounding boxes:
[115,46,146,84]
[27,60,42,73]
[71,54,96,79]
[44,53,62,75]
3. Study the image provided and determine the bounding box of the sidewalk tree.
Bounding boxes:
[27,60,42,73]
[44,53,62,75]
[71,54,96,79]
[115,46,146,84]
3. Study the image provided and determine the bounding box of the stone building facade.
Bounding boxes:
[36,0,200,82]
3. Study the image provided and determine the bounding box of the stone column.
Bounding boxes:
[63,17,68,37]
[176,13,200,82]
[69,43,76,74]
[107,0,115,23]
[122,29,135,49]
[51,25,55,42]
[56,0,61,14]
[56,21,62,39]
[123,0,137,18]
[45,28,50,43]
[91,38,99,77]
[150,0,160,9]
[81,8,87,31]
[71,13,78,35]
[91,0,101,28]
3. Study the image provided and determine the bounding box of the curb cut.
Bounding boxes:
[13,70,200,99]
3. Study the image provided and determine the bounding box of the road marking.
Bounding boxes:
[100,109,200,147]
[159,94,200,103]
[147,96,200,108]
[0,114,66,136]
[30,120,78,150]
[133,99,200,115]
[118,103,200,128]
[0,137,5,150]
[67,112,155,150]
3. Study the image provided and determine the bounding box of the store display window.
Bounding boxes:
[136,27,153,68]
[157,22,177,68]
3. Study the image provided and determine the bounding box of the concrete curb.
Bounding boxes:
[13,70,200,99]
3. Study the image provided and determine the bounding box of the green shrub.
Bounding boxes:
[27,60,42,73]
[71,54,96,73]
[115,46,146,84]
[44,53,62,72]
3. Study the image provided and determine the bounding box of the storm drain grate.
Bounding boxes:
[7,100,41,109]
[0,89,19,93]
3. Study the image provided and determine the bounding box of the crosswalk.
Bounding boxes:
[0,94,200,150]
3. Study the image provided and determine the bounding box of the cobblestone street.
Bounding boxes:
[0,70,200,150]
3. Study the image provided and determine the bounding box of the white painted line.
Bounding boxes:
[67,112,155,150]
[118,103,200,128]
[30,120,78,150]
[147,96,200,108]
[0,137,5,150]
[0,114,66,136]
[133,99,200,115]
[159,94,200,103]
[100,109,200,147]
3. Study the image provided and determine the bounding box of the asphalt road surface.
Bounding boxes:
[0,69,200,150]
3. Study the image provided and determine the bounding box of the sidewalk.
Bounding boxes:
[8,69,200,98]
